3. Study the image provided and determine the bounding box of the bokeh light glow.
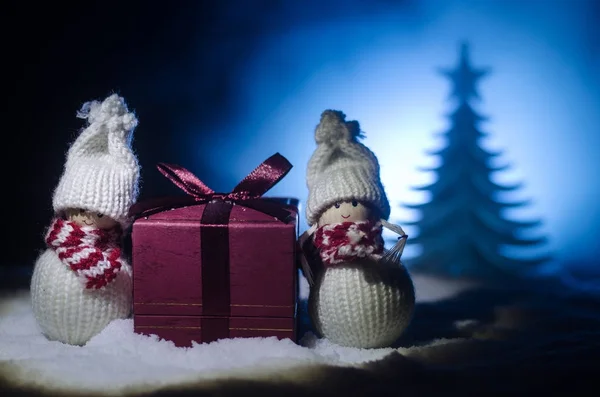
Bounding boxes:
[198,1,600,272]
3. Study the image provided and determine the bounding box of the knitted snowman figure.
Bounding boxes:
[30,93,139,346]
[301,110,415,349]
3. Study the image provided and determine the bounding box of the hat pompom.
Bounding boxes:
[315,110,363,145]
[76,94,133,128]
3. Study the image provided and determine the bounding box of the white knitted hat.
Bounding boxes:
[52,94,140,225]
[306,110,390,225]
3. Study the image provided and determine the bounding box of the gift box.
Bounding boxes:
[130,154,299,347]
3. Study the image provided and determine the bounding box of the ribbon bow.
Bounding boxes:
[129,153,294,222]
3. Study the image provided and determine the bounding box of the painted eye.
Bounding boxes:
[351,200,358,207]
[97,213,104,218]
[334,202,340,209]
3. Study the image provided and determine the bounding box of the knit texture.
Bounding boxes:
[304,109,414,348]
[313,221,384,265]
[52,93,140,225]
[30,249,132,346]
[31,93,139,346]
[306,110,390,225]
[45,218,127,289]
[308,259,415,349]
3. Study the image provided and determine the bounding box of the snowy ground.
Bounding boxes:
[1,273,599,396]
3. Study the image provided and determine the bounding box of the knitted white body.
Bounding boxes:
[308,259,415,348]
[30,249,132,346]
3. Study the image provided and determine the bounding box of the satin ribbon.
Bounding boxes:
[129,152,293,222]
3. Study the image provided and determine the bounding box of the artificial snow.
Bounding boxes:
[0,274,477,393]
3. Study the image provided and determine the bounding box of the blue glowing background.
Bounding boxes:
[191,1,600,274]
[6,0,600,282]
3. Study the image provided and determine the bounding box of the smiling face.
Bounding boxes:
[64,208,118,230]
[317,200,375,226]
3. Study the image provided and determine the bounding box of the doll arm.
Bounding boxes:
[298,224,318,286]
[299,224,317,247]
[381,219,408,266]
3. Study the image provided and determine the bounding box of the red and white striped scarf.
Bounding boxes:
[45,218,128,289]
[313,221,384,266]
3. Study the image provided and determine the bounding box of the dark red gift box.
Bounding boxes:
[130,154,299,347]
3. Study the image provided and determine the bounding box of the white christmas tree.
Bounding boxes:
[403,42,550,280]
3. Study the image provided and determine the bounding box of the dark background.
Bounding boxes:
[3,0,600,286]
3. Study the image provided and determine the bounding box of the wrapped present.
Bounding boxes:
[130,153,298,347]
